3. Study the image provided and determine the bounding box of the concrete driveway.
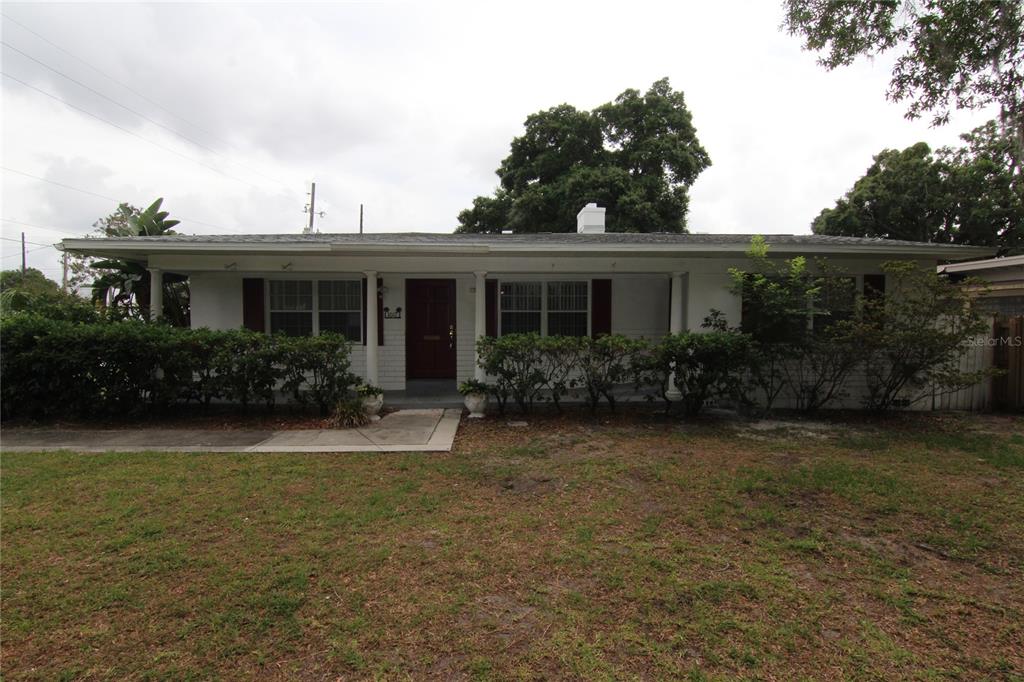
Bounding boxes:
[0,408,461,453]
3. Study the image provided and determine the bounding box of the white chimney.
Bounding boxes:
[577,203,606,233]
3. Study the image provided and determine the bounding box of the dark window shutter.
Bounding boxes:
[485,279,498,337]
[376,277,384,346]
[591,279,612,337]
[361,277,384,345]
[242,278,265,332]
[864,274,886,300]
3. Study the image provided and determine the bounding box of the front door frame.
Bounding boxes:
[405,278,458,380]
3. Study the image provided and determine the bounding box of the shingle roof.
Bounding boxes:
[109,231,980,250]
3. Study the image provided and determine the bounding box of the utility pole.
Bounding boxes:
[62,252,69,292]
[359,203,364,234]
[303,182,326,234]
[21,232,26,275]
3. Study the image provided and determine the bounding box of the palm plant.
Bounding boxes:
[91,198,190,325]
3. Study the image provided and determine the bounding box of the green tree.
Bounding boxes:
[938,121,1024,254]
[812,142,947,243]
[66,202,141,295]
[783,0,1023,173]
[812,123,1024,253]
[457,78,710,233]
[0,268,98,321]
[90,198,190,325]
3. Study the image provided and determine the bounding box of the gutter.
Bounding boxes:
[59,239,997,260]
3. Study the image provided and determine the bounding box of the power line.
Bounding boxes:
[1,217,83,236]
[1,166,251,233]
[1,40,296,194]
[2,243,55,259]
[0,11,296,192]
[0,235,54,247]
[2,71,270,193]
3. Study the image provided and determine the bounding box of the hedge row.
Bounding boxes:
[476,332,753,415]
[0,315,359,419]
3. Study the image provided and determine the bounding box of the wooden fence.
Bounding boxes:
[936,315,1024,412]
[992,315,1024,412]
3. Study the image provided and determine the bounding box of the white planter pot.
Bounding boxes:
[362,393,383,419]
[464,392,488,418]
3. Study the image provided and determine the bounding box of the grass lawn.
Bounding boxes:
[2,412,1023,680]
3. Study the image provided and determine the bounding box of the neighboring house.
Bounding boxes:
[61,204,993,405]
[938,254,1024,317]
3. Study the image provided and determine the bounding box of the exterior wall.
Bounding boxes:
[189,273,242,330]
[612,276,670,339]
[686,271,740,331]
[177,253,982,410]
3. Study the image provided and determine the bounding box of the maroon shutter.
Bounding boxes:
[242,278,265,332]
[485,279,498,337]
[362,277,384,345]
[376,277,384,346]
[591,279,612,337]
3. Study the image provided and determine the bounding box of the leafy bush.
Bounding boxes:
[570,334,646,413]
[279,333,359,416]
[640,331,754,416]
[0,315,358,419]
[328,397,371,428]
[475,334,549,413]
[853,261,993,412]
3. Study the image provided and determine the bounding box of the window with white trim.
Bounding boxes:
[318,280,362,341]
[269,280,313,336]
[500,282,542,334]
[267,279,363,338]
[499,280,589,337]
[547,281,588,337]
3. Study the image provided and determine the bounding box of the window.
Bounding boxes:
[499,281,589,337]
[318,280,362,341]
[268,279,363,338]
[269,280,313,336]
[547,281,589,337]
[500,282,542,334]
[812,276,857,333]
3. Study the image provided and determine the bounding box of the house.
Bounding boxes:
[61,204,994,404]
[938,254,1024,317]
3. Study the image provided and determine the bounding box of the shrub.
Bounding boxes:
[329,397,371,428]
[475,334,548,413]
[279,333,359,416]
[211,330,283,411]
[571,334,647,413]
[0,315,358,419]
[853,261,993,412]
[643,331,754,416]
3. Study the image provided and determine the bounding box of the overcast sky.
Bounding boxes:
[1,1,996,279]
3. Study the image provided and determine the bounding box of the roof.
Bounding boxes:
[938,254,1024,274]
[58,231,997,260]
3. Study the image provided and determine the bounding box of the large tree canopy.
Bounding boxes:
[812,121,1024,254]
[456,78,710,233]
[784,0,1023,175]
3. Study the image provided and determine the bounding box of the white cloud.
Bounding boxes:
[0,0,996,277]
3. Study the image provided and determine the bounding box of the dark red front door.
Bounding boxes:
[406,279,457,379]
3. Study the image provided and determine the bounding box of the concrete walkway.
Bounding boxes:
[0,409,462,454]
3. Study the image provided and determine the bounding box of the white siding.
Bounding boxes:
[189,273,242,330]
[612,276,670,339]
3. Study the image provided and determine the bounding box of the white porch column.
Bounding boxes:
[364,270,379,386]
[666,272,684,400]
[148,267,163,321]
[474,271,487,381]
